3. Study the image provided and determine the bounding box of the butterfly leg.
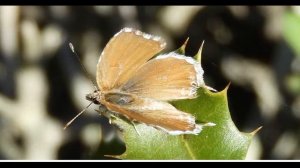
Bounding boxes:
[95,103,141,135]
[95,104,116,124]
[130,121,141,136]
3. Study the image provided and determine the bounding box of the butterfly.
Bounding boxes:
[67,27,214,135]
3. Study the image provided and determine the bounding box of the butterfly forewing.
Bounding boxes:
[96,28,166,91]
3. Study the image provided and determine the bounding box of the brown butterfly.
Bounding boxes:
[66,27,214,135]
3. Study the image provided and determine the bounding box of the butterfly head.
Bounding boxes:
[86,90,102,105]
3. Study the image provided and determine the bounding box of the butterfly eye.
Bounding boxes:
[85,93,99,104]
[85,93,93,101]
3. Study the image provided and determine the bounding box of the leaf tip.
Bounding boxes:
[219,82,231,95]
[225,82,231,90]
[203,85,217,93]
[194,40,205,63]
[203,122,216,127]
[250,126,263,136]
[104,154,122,159]
[176,37,189,54]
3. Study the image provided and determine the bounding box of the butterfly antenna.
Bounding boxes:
[63,102,93,130]
[69,43,99,91]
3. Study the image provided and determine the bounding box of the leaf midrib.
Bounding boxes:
[181,136,196,160]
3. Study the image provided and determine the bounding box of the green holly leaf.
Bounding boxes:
[110,86,259,160]
[283,11,300,57]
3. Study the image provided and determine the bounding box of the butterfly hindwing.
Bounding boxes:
[120,52,204,101]
[102,92,201,135]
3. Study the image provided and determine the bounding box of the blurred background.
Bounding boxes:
[0,6,299,160]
